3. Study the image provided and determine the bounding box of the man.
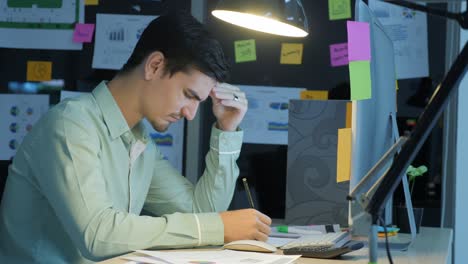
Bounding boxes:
[0,12,271,263]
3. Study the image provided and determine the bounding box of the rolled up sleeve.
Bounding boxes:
[143,124,243,240]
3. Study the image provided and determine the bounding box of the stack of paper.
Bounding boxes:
[123,249,301,264]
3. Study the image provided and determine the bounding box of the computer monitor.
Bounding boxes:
[366,22,468,221]
[350,0,398,233]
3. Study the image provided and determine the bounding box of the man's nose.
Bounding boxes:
[182,101,199,121]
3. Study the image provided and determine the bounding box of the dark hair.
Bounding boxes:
[120,12,230,82]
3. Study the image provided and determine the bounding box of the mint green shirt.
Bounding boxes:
[0,82,243,263]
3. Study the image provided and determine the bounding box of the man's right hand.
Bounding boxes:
[219,209,272,242]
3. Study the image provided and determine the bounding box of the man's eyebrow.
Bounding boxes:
[186,88,203,101]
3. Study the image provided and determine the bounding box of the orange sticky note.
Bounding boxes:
[85,0,99,5]
[27,61,52,81]
[280,43,303,64]
[300,90,328,100]
[346,102,352,128]
[336,128,352,183]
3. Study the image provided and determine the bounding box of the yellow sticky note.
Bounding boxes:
[280,43,303,65]
[85,0,99,5]
[346,102,352,128]
[300,90,328,100]
[349,60,372,100]
[27,61,52,82]
[234,39,256,63]
[329,0,352,20]
[336,128,352,183]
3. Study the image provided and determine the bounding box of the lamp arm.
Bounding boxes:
[347,136,408,201]
[295,0,309,30]
[380,0,468,29]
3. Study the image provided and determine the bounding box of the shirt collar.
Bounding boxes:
[131,120,150,144]
[92,81,151,144]
[92,81,130,140]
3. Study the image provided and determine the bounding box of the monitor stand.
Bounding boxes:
[349,113,416,251]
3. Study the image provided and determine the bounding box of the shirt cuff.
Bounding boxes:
[195,213,224,246]
[209,124,243,154]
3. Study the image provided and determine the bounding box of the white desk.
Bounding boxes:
[99,227,452,264]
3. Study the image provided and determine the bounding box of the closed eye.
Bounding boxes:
[184,89,202,102]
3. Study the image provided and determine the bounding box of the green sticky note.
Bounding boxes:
[329,0,352,20]
[234,39,256,63]
[349,61,372,100]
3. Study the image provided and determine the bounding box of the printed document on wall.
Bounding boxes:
[369,0,428,79]
[239,85,304,145]
[0,94,49,160]
[142,119,185,173]
[93,14,156,70]
[0,0,84,50]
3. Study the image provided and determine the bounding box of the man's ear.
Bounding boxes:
[144,51,165,80]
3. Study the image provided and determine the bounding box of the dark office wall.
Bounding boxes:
[0,0,191,199]
[0,0,191,94]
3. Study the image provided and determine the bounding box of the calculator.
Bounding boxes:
[282,240,364,259]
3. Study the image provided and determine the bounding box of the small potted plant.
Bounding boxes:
[395,165,428,233]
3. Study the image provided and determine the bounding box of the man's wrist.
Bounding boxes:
[215,121,237,132]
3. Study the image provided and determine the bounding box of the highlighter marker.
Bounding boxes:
[276,225,323,235]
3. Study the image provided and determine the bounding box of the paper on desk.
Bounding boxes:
[127,249,301,264]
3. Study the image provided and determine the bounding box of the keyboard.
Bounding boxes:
[281,231,351,250]
[282,240,364,259]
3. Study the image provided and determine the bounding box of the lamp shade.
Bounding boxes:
[212,0,309,37]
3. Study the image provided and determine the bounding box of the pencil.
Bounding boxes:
[242,178,255,209]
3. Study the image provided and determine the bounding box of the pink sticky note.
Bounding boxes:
[347,21,371,61]
[73,23,95,43]
[330,43,348,67]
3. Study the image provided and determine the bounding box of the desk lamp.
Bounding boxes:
[211,0,309,37]
[361,0,467,263]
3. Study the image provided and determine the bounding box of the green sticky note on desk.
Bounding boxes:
[234,39,256,63]
[349,61,372,100]
[329,0,351,20]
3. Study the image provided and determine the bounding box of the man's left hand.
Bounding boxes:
[211,83,247,131]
